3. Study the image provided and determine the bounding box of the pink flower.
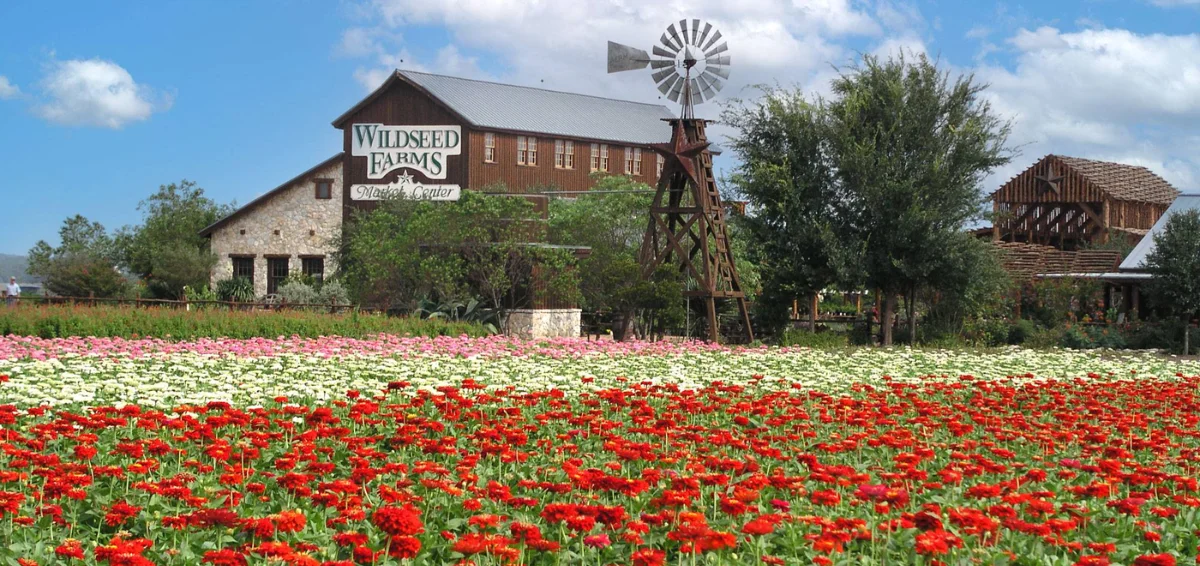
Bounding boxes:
[583,534,611,548]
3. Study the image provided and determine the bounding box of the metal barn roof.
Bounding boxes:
[334,70,677,145]
[1120,194,1200,271]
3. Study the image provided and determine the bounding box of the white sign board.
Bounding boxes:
[350,173,461,201]
[351,123,462,180]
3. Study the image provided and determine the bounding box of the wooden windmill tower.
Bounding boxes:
[608,19,753,342]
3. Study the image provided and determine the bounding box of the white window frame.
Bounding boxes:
[599,144,609,172]
[633,148,643,176]
[624,147,634,175]
[528,136,537,166]
[564,140,574,169]
[590,143,600,172]
[657,153,665,177]
[554,140,565,169]
[517,136,528,165]
[484,133,496,163]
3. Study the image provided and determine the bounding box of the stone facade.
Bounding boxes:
[207,157,343,298]
[503,309,581,340]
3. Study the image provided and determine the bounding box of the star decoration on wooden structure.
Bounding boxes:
[1035,166,1065,196]
[650,121,711,185]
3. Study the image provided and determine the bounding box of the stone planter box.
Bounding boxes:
[503,309,581,339]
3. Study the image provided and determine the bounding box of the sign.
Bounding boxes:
[351,123,461,180]
[350,173,461,201]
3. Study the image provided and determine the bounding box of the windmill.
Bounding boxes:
[607,19,753,343]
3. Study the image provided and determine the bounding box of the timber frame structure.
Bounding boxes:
[991,155,1179,250]
[639,118,753,343]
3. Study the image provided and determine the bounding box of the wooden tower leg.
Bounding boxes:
[706,297,719,344]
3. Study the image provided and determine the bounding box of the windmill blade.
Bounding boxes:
[701,68,728,87]
[679,19,690,45]
[652,45,677,59]
[607,41,650,73]
[697,22,713,49]
[651,67,677,84]
[666,23,684,52]
[703,30,723,51]
[689,78,703,103]
[705,54,731,69]
[690,19,701,44]
[657,74,682,96]
[658,33,680,53]
[706,42,729,57]
[698,74,718,99]
[667,77,686,102]
[649,58,676,69]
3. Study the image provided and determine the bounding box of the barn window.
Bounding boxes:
[267,257,289,295]
[484,133,496,163]
[600,144,609,172]
[315,179,332,199]
[657,153,665,177]
[632,148,643,175]
[564,140,574,169]
[301,257,324,284]
[517,136,537,166]
[624,147,633,175]
[590,144,600,172]
[232,257,254,286]
[555,140,565,168]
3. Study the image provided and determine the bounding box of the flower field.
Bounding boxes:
[1,336,1199,565]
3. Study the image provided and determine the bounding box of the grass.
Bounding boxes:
[0,304,488,340]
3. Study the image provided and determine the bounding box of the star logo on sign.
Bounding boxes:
[650,121,710,186]
[395,172,415,186]
[1035,166,1064,196]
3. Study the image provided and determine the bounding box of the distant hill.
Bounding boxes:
[0,254,39,283]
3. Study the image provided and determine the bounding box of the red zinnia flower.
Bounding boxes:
[387,535,421,559]
[1132,554,1176,566]
[372,505,423,536]
[631,548,666,566]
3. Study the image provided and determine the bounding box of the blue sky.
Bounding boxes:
[2,0,1200,256]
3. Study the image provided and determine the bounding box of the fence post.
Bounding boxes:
[89,291,95,308]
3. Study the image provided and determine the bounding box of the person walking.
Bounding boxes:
[5,277,19,307]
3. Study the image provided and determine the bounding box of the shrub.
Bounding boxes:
[278,281,319,306]
[1006,319,1036,345]
[778,328,849,349]
[318,281,350,306]
[0,304,488,340]
[216,277,254,303]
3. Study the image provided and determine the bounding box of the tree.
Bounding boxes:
[722,87,848,336]
[827,52,1012,345]
[1143,209,1200,354]
[27,215,126,298]
[337,188,579,315]
[115,180,234,299]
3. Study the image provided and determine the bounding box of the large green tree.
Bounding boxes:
[115,180,234,299]
[722,87,849,336]
[1144,209,1200,354]
[827,52,1012,345]
[27,215,126,298]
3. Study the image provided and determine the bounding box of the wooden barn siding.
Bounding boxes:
[467,131,661,193]
[339,80,471,220]
[993,155,1171,243]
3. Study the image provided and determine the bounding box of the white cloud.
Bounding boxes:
[35,59,170,128]
[0,76,19,99]
[976,26,1200,189]
[1147,0,1200,6]
[347,0,901,115]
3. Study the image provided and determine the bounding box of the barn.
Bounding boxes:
[200,70,682,336]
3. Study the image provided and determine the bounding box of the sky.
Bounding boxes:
[3,0,1200,256]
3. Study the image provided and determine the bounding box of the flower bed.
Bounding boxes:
[0,337,1198,564]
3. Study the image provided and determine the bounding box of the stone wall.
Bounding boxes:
[208,159,343,298]
[503,309,581,340]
